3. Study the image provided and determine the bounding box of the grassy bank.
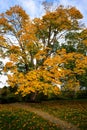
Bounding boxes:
[29,100,87,130]
[0,104,60,130]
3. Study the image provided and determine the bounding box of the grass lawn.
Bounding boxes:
[0,100,87,130]
[29,99,87,130]
[0,104,61,130]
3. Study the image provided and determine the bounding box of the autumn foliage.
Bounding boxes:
[0,5,87,97]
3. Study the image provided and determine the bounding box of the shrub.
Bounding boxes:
[76,90,87,99]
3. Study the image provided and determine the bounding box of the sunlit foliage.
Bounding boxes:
[0,4,87,97]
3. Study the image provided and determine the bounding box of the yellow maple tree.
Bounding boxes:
[0,4,87,99]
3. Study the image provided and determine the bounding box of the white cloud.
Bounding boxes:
[58,0,70,6]
[16,0,45,18]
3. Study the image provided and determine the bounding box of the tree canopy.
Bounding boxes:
[0,5,87,97]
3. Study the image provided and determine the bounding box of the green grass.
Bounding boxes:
[0,104,61,130]
[0,100,87,130]
[29,100,87,130]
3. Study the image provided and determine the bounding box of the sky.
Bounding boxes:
[0,0,87,87]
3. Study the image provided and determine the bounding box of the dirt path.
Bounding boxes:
[10,103,80,130]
